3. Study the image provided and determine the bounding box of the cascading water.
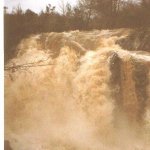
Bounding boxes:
[5,29,150,150]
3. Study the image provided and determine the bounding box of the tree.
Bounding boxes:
[59,0,67,15]
[45,4,55,14]
[4,6,8,14]
[12,4,23,15]
[65,3,73,17]
[25,9,37,16]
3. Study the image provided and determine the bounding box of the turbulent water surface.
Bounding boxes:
[5,29,150,150]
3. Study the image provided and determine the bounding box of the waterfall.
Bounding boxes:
[5,29,150,150]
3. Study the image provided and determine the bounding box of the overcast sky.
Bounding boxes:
[5,0,77,13]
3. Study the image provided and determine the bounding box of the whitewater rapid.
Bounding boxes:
[5,29,150,150]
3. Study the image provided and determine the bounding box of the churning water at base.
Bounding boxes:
[5,29,150,150]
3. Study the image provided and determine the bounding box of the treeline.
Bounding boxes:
[4,0,150,62]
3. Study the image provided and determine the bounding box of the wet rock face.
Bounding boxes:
[132,60,149,121]
[116,28,150,52]
[4,29,150,150]
[109,52,150,125]
[109,52,122,105]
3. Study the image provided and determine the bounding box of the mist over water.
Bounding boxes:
[5,29,150,150]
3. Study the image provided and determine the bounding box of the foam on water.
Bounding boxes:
[5,29,150,150]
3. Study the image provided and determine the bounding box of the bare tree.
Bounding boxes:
[111,0,121,14]
[45,4,55,14]
[59,0,67,15]
[12,4,23,15]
